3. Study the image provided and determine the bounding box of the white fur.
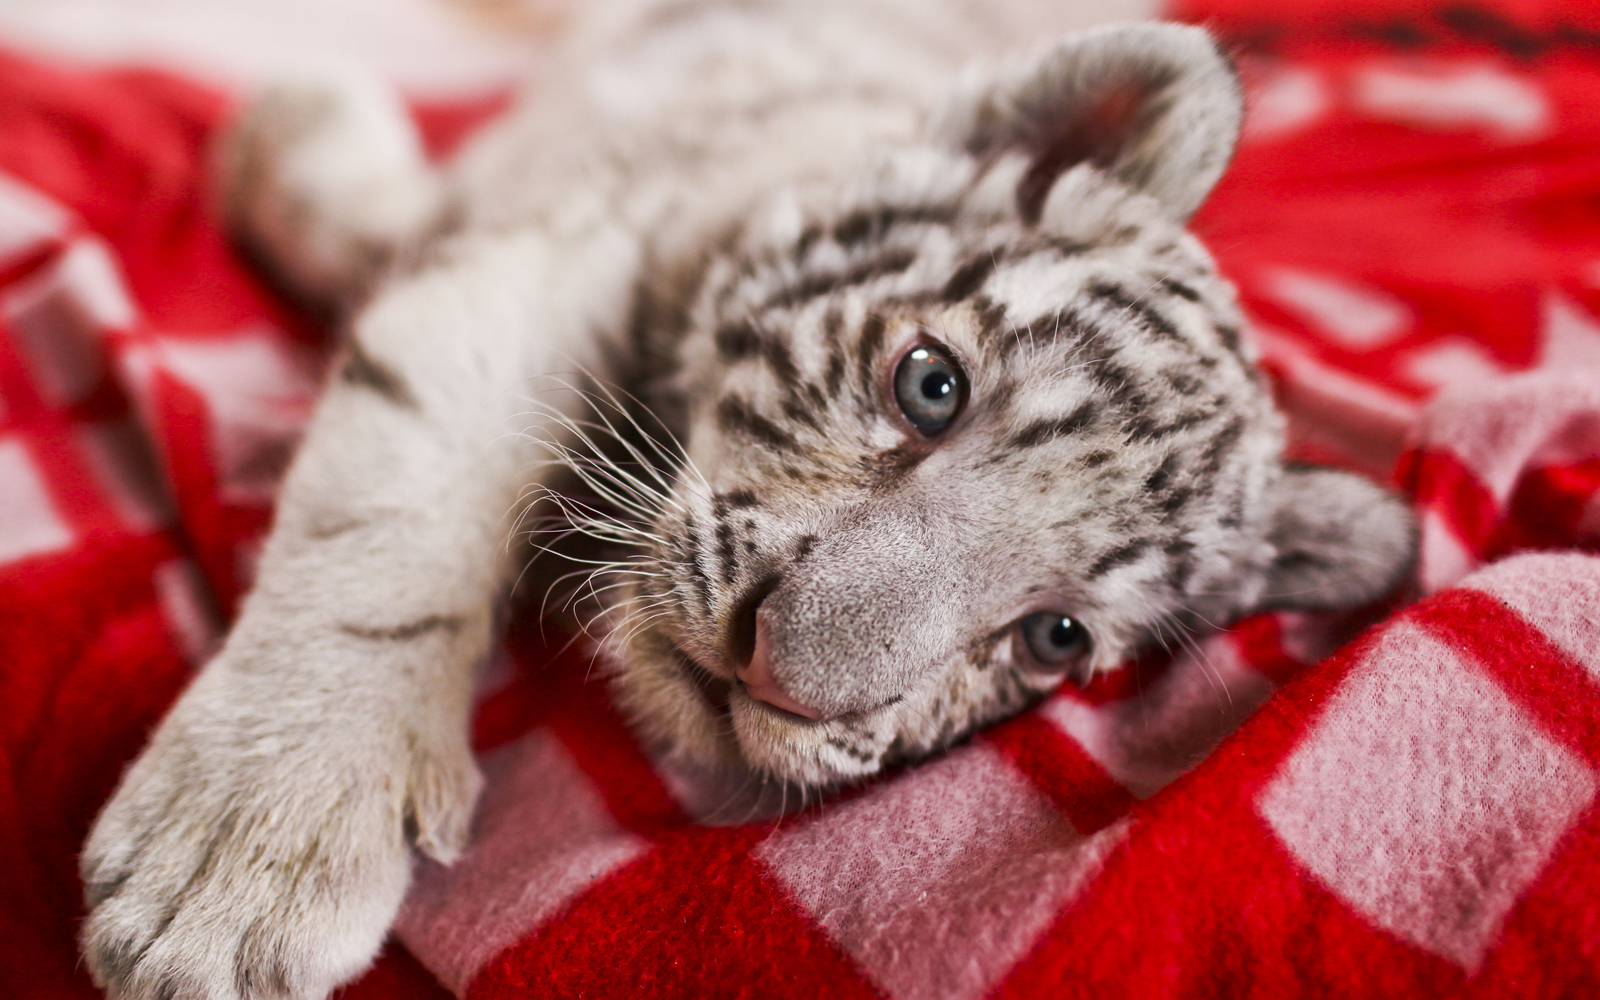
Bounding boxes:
[80,6,1411,999]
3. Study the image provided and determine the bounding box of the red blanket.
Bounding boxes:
[4,2,1600,998]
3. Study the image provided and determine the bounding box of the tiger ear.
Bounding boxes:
[1257,466,1418,612]
[933,23,1243,224]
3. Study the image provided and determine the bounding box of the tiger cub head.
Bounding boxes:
[602,23,1416,789]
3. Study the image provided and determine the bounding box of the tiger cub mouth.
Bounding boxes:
[671,645,734,720]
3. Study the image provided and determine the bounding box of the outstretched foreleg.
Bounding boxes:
[80,225,638,1000]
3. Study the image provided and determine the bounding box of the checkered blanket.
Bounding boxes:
[3,1,1600,998]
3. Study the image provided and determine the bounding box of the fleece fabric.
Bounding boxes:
[3,1,1600,998]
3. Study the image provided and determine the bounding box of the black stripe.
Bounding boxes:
[795,224,824,261]
[941,252,1000,302]
[822,308,847,398]
[716,319,801,386]
[236,927,291,996]
[1108,224,1144,245]
[973,295,1009,341]
[794,534,817,562]
[682,520,713,608]
[341,341,417,409]
[1159,277,1201,302]
[1088,280,1183,342]
[1162,367,1207,398]
[306,517,368,541]
[1158,485,1195,515]
[1144,453,1179,494]
[861,444,926,489]
[825,736,879,764]
[1088,540,1150,577]
[1037,235,1089,257]
[714,320,762,360]
[716,396,800,453]
[715,517,737,585]
[1081,449,1116,468]
[762,336,800,387]
[1221,487,1248,529]
[999,305,1098,360]
[1214,324,1244,357]
[824,355,847,396]
[1199,417,1245,477]
[340,615,464,641]
[1007,401,1097,449]
[84,871,129,908]
[1090,357,1154,414]
[717,489,760,508]
[1125,409,1209,443]
[856,313,887,395]
[832,204,957,247]
[781,397,822,431]
[1165,538,1197,593]
[762,248,918,311]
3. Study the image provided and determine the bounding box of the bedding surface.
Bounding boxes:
[3,1,1600,998]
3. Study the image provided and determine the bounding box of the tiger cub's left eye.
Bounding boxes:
[893,345,966,433]
[1019,612,1090,671]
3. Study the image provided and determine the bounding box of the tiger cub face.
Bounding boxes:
[602,25,1416,789]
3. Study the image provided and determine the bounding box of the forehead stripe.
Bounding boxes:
[716,396,802,453]
[761,246,918,311]
[831,202,958,246]
[715,319,801,387]
[1088,538,1152,578]
[941,251,1001,302]
[856,313,887,395]
[714,320,761,359]
[780,396,823,431]
[1086,279,1182,344]
[1006,400,1097,449]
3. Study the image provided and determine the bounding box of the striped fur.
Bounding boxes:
[608,157,1295,786]
[548,15,1412,790]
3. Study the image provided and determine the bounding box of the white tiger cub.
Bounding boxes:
[81,3,1417,998]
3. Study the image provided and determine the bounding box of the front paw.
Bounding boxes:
[80,675,480,1000]
[218,70,442,306]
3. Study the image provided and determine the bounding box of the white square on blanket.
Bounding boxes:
[1258,620,1595,970]
[396,728,651,994]
[755,744,1126,1000]
[0,435,74,565]
[1462,552,1600,679]
[0,172,68,265]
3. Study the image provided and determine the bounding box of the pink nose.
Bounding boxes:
[735,613,824,721]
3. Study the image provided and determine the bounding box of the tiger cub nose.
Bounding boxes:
[735,612,825,721]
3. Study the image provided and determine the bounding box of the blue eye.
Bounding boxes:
[1019,612,1090,669]
[893,345,966,433]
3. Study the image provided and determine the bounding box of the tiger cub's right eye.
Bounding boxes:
[893,344,966,434]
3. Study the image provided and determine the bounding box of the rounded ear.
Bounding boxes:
[1258,466,1418,612]
[932,23,1242,224]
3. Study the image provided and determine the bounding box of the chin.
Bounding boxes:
[726,691,888,788]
